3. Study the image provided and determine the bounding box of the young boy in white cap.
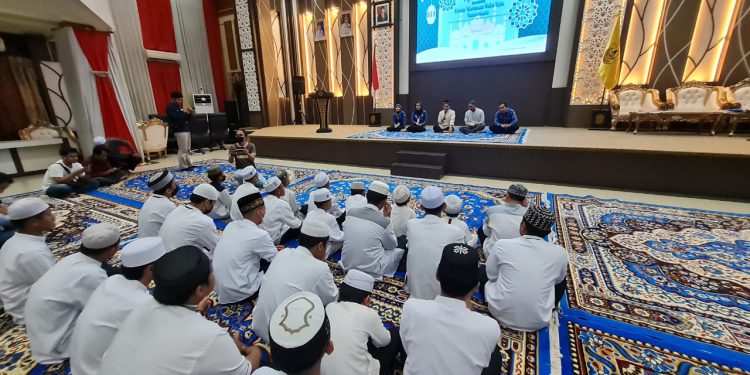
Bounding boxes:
[138,170,178,237]
[481,205,568,332]
[443,194,477,246]
[160,183,220,255]
[344,181,367,211]
[480,183,529,255]
[213,185,279,304]
[254,291,334,375]
[401,243,500,375]
[277,170,299,215]
[322,269,399,375]
[302,172,344,222]
[405,186,464,300]
[69,237,166,375]
[305,188,344,258]
[0,198,56,324]
[261,176,302,245]
[342,181,404,280]
[25,223,120,364]
[253,219,338,343]
[391,184,417,249]
[207,166,232,220]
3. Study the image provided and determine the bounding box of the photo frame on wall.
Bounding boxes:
[340,11,353,37]
[373,1,391,27]
[314,19,326,41]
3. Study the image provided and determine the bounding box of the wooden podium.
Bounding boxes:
[310,88,334,133]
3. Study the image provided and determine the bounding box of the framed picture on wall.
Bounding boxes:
[340,11,353,37]
[373,1,391,27]
[314,19,326,41]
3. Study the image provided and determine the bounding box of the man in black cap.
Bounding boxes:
[400,243,500,375]
[99,245,263,374]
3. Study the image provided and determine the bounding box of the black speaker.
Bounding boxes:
[292,76,306,95]
[590,109,612,130]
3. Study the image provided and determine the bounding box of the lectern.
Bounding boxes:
[310,88,334,133]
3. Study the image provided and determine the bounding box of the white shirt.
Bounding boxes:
[42,160,85,190]
[69,275,150,375]
[98,298,253,375]
[24,252,107,364]
[464,108,485,126]
[253,246,338,343]
[344,194,367,211]
[390,204,417,238]
[485,235,568,331]
[138,194,177,237]
[305,207,344,253]
[282,187,299,213]
[442,216,476,246]
[253,368,284,374]
[0,232,55,324]
[401,296,500,375]
[160,205,220,254]
[342,205,398,278]
[436,109,456,129]
[405,215,465,299]
[482,203,528,257]
[260,195,302,245]
[209,187,232,219]
[213,219,278,304]
[321,302,391,375]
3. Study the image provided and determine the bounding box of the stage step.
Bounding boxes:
[390,162,445,180]
[395,150,447,165]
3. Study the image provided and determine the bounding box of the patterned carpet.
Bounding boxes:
[347,128,529,144]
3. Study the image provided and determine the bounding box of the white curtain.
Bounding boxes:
[171,0,217,108]
[109,37,145,159]
[109,0,157,120]
[53,27,104,156]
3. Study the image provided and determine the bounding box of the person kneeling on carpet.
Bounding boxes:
[84,144,128,187]
[261,177,302,245]
[386,104,407,132]
[434,100,455,133]
[490,102,519,135]
[207,166,232,220]
[137,171,178,237]
[459,100,486,134]
[407,101,427,133]
[42,145,100,199]
[480,205,568,332]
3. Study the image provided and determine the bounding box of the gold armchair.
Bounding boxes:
[609,85,666,130]
[18,120,64,140]
[665,81,737,112]
[138,118,169,161]
[726,78,750,136]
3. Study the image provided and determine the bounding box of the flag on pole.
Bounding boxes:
[598,13,622,90]
[372,45,380,93]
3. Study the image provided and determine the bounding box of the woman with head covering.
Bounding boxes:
[386,104,407,132]
[407,101,427,133]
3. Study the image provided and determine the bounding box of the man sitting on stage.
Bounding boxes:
[490,102,519,134]
[386,104,407,132]
[459,100,486,134]
[435,101,455,133]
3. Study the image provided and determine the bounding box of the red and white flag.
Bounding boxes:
[372,45,380,94]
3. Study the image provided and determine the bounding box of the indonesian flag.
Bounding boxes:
[372,45,380,93]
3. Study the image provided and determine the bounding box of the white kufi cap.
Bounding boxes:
[121,237,166,267]
[269,291,326,349]
[301,218,329,238]
[314,172,329,188]
[444,194,463,215]
[82,223,121,249]
[343,269,374,293]
[147,171,174,191]
[311,188,332,203]
[242,166,258,181]
[192,183,219,201]
[93,136,106,145]
[420,186,445,209]
[264,176,282,193]
[368,181,389,196]
[8,198,49,220]
[393,185,411,204]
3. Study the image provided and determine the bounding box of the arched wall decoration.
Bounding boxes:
[236,0,262,112]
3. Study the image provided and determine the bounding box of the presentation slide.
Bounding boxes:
[416,0,552,64]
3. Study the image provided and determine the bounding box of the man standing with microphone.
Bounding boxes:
[167,92,194,171]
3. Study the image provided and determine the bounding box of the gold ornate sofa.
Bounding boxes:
[138,118,168,161]
[608,85,665,130]
[18,120,64,140]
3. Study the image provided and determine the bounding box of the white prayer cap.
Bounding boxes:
[121,237,166,267]
[269,291,327,350]
[242,166,258,181]
[444,195,463,215]
[368,181,389,196]
[350,182,365,190]
[148,171,174,192]
[8,198,49,220]
[235,183,264,213]
[343,269,374,293]
[420,186,445,209]
[93,136,106,145]
[192,183,219,201]
[301,218,329,238]
[264,176,282,193]
[314,172,329,188]
[82,223,121,249]
[393,185,411,204]
[311,188,332,203]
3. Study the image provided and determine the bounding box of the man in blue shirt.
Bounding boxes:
[490,102,519,134]
[386,104,407,132]
[166,92,194,170]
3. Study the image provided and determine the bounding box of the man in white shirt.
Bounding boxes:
[306,188,344,258]
[42,145,99,199]
[213,185,278,304]
[459,100,486,134]
[69,237,166,375]
[160,183,220,254]
[405,186,464,300]
[302,172,344,222]
[207,166,232,219]
[390,184,417,250]
[443,194,477,246]
[344,181,367,212]
[322,270,398,375]
[481,206,568,331]
[434,100,456,133]
[137,170,178,237]
[253,219,338,343]
[0,198,56,324]
[98,245,263,374]
[277,170,299,215]
[342,181,404,279]
[25,223,119,364]
[253,292,334,375]
[480,183,529,256]
[261,176,302,245]
[401,243,500,375]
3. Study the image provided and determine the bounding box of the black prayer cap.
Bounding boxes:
[437,243,480,296]
[153,246,211,305]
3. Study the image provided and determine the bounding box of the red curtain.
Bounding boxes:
[73,29,136,147]
[147,61,182,115]
[136,0,177,52]
[202,0,227,112]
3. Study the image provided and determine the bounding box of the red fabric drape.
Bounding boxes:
[73,29,136,147]
[147,61,182,115]
[202,0,227,112]
[136,0,177,52]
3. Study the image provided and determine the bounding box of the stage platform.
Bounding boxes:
[250,125,750,199]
